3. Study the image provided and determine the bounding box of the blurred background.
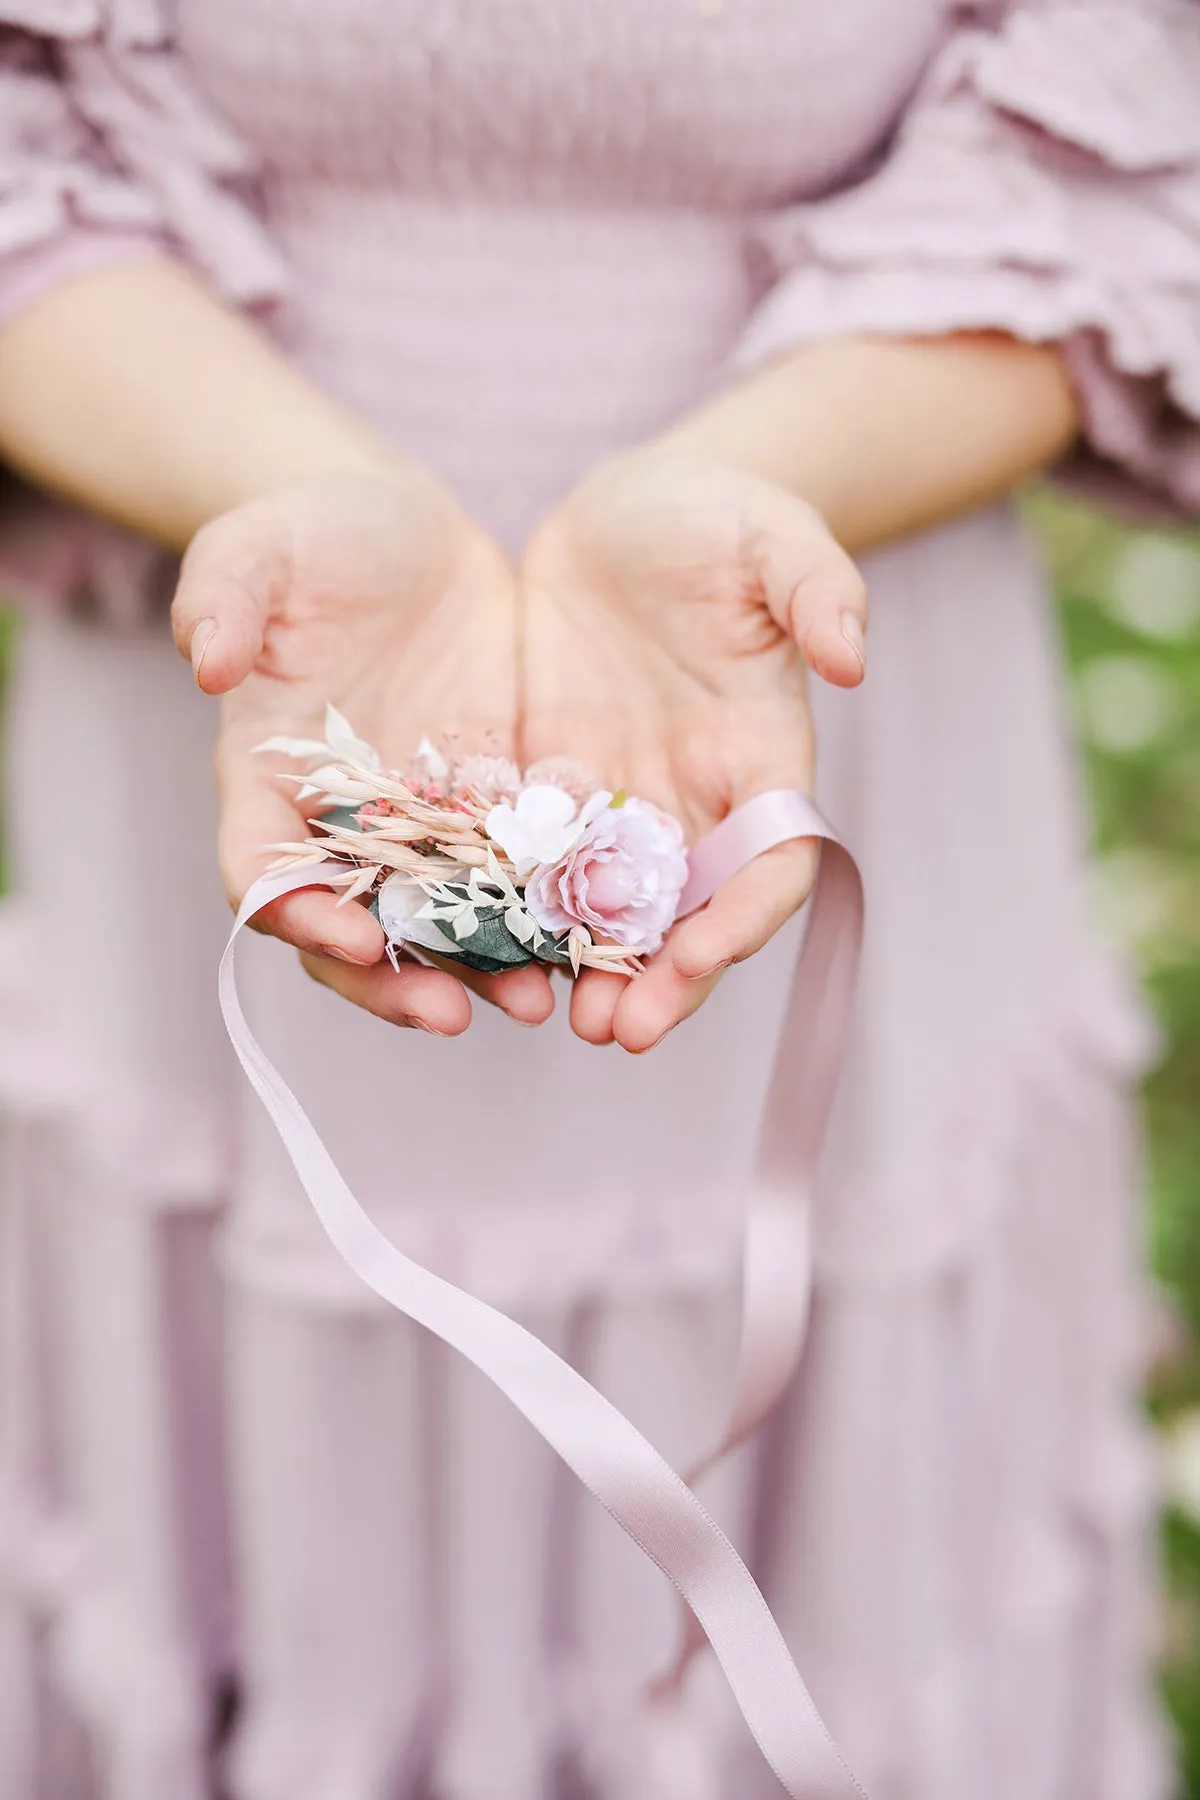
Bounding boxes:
[1,487,1198,1789]
[1018,495,1200,1798]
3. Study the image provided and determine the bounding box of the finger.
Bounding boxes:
[171,505,286,694]
[570,835,815,1052]
[608,826,816,1050]
[610,949,725,1054]
[487,964,556,1026]
[786,548,867,690]
[220,744,553,1008]
[218,750,388,963]
[756,499,868,690]
[670,838,817,980]
[421,950,556,1026]
[613,841,813,1052]
[569,968,628,1045]
[300,949,473,1035]
[258,888,387,963]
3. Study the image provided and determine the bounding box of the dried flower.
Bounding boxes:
[451,753,522,803]
[254,702,386,807]
[522,756,603,806]
[256,711,683,976]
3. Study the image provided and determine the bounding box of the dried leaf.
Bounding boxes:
[505,905,536,945]
[253,735,330,759]
[451,905,479,941]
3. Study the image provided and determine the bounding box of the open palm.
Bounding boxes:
[172,472,554,1033]
[519,451,866,1051]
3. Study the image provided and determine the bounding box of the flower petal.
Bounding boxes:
[577,790,615,829]
[486,783,587,871]
[378,873,465,954]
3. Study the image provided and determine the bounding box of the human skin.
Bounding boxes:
[0,259,1077,1045]
[519,331,1077,1048]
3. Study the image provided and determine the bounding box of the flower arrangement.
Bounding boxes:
[258,705,689,976]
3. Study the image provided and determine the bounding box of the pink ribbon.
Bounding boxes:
[679,792,863,1479]
[220,790,866,1799]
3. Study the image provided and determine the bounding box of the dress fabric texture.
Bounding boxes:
[0,1,1196,1796]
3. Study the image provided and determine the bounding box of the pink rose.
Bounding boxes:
[524,797,688,954]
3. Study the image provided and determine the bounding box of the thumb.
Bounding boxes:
[754,492,868,690]
[171,503,288,695]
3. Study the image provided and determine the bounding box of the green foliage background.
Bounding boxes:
[1025,494,1200,1796]
[1,491,1198,1784]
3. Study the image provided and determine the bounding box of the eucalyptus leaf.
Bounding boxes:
[453,946,536,975]
[533,934,574,967]
[428,885,536,970]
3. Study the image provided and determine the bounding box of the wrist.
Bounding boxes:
[567,438,840,554]
[211,415,432,521]
[647,415,841,525]
[204,431,482,559]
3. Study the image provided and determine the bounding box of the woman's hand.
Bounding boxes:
[172,469,555,1034]
[519,449,866,1052]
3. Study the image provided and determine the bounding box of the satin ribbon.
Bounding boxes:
[656,793,864,1735]
[219,790,866,1799]
[678,793,863,1480]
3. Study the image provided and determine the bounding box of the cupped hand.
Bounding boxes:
[519,449,866,1052]
[171,470,554,1034]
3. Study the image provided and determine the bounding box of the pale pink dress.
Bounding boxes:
[0,3,1196,1797]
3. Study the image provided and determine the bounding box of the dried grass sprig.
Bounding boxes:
[257,710,678,977]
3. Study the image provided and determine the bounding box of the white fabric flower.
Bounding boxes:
[376,873,463,956]
[485,785,612,878]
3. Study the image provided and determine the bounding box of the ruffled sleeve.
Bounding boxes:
[0,0,286,327]
[735,0,1200,513]
[0,0,288,620]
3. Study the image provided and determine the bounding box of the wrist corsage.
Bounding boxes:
[257,705,688,975]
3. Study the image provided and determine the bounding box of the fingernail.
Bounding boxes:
[190,618,218,685]
[323,944,370,964]
[840,612,866,673]
[684,957,730,982]
[407,1018,454,1036]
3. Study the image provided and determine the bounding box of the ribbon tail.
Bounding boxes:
[221,822,867,1800]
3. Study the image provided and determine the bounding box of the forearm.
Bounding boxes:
[659,332,1080,554]
[0,258,414,551]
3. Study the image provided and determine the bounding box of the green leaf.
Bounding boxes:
[533,933,573,967]
[428,884,535,970]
